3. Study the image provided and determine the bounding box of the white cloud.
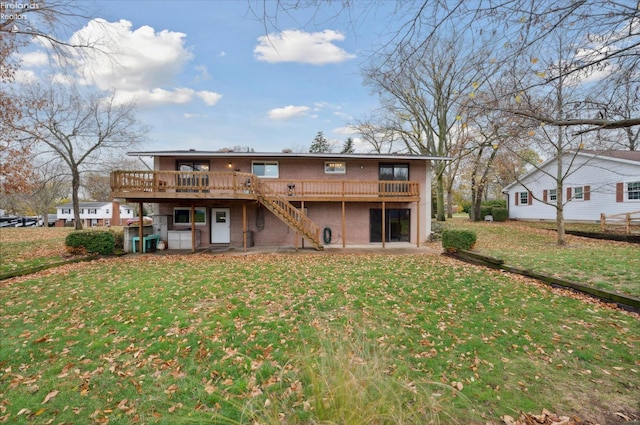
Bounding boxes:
[68,19,193,92]
[268,105,310,119]
[254,29,356,65]
[332,125,358,136]
[197,90,223,106]
[184,113,208,119]
[13,69,37,84]
[18,51,49,67]
[112,87,193,106]
[194,65,211,82]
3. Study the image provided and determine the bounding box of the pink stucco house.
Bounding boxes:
[110,151,438,251]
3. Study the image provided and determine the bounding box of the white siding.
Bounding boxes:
[506,153,640,221]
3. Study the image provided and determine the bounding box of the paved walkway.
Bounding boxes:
[150,242,442,256]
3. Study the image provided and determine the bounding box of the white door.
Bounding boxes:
[211,208,231,243]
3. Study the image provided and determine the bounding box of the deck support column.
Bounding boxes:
[191,203,196,253]
[243,203,247,252]
[301,201,305,249]
[138,202,144,253]
[382,200,386,248]
[341,201,346,248]
[416,198,420,247]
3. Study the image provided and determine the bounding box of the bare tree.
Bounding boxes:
[363,34,486,221]
[258,1,640,132]
[1,1,97,195]
[24,159,69,225]
[9,83,148,230]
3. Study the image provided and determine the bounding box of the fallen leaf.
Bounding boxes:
[42,390,59,404]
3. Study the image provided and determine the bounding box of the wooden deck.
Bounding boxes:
[110,171,421,202]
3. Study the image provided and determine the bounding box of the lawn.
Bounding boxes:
[444,218,640,298]
[1,250,638,424]
[0,227,74,275]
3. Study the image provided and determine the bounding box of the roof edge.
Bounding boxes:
[127,150,449,161]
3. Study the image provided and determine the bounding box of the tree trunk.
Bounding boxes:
[72,169,83,230]
[435,172,446,221]
[555,152,566,246]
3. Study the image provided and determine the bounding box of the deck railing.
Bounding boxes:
[110,171,420,199]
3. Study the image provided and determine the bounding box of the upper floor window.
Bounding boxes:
[62,208,71,214]
[88,209,97,214]
[628,181,640,200]
[379,163,409,181]
[325,161,346,174]
[252,161,279,178]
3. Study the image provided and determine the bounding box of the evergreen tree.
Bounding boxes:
[341,137,355,153]
[309,131,331,153]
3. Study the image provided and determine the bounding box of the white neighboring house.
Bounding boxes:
[502,150,640,222]
[56,201,135,227]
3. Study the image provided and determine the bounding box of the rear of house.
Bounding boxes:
[110,151,437,251]
[503,150,640,222]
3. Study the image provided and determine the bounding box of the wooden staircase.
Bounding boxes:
[253,178,324,250]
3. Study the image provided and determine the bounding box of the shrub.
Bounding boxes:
[479,199,506,220]
[65,230,115,255]
[442,229,477,252]
[429,221,446,241]
[491,207,508,222]
[109,228,124,250]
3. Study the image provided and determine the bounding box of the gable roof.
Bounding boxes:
[127,150,447,161]
[502,149,640,192]
[56,202,133,209]
[583,150,640,162]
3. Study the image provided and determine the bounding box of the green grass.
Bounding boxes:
[0,227,74,274]
[1,254,638,424]
[446,218,640,297]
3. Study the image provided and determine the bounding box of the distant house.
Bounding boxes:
[55,201,135,227]
[502,150,640,222]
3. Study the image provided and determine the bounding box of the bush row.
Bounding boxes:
[65,230,118,255]
[441,229,477,252]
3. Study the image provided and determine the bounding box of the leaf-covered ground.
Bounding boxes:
[1,253,638,424]
[0,227,73,274]
[445,219,640,297]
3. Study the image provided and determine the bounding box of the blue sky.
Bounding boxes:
[18,1,398,153]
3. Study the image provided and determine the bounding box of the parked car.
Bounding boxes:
[0,216,20,228]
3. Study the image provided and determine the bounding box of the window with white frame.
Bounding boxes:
[252,161,279,178]
[324,161,346,174]
[574,186,584,200]
[628,181,640,200]
[519,192,529,205]
[88,209,97,214]
[62,208,71,214]
[174,207,207,225]
[549,189,557,201]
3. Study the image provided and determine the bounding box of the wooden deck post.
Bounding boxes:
[191,203,196,253]
[600,213,606,232]
[342,201,346,248]
[243,203,247,252]
[382,200,386,248]
[416,199,420,247]
[138,202,144,253]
